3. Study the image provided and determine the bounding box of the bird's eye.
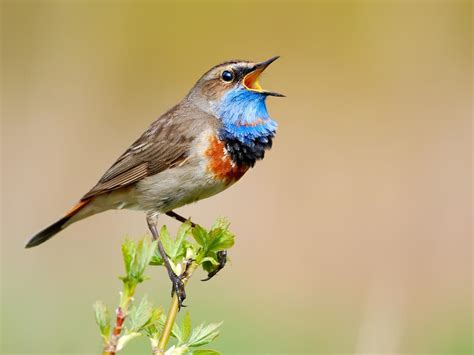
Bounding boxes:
[221,70,234,82]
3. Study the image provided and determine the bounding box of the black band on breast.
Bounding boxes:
[220,134,274,168]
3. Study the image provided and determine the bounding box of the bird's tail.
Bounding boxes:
[25,199,90,248]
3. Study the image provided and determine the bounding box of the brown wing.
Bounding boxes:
[82,105,208,200]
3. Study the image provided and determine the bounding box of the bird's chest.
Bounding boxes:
[136,130,248,211]
[204,135,249,185]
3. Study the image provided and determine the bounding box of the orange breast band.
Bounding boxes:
[205,136,248,184]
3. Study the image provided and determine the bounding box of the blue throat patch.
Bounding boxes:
[213,88,278,167]
[215,88,277,144]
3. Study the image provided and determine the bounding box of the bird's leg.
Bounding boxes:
[165,210,196,227]
[146,213,186,309]
[202,250,227,281]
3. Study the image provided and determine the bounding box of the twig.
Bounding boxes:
[156,262,198,353]
[103,287,136,355]
[165,211,196,227]
[103,307,125,355]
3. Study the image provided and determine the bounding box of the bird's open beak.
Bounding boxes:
[243,56,285,97]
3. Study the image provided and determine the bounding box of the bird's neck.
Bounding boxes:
[213,88,277,167]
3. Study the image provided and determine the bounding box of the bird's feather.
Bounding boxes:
[82,103,219,199]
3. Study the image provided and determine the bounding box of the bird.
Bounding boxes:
[25,56,283,307]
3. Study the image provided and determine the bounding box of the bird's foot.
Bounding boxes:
[147,213,188,310]
[170,258,195,309]
[202,250,227,281]
[170,271,187,310]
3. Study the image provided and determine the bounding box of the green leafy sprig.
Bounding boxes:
[94,218,235,355]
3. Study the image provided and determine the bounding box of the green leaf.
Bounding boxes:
[150,307,164,324]
[201,253,218,274]
[197,219,235,254]
[170,222,192,260]
[160,225,174,256]
[211,217,230,231]
[150,254,164,266]
[200,256,219,266]
[134,237,157,277]
[157,312,182,340]
[187,322,222,347]
[207,230,235,252]
[141,306,163,338]
[93,301,110,341]
[192,225,208,247]
[192,350,220,355]
[185,244,196,261]
[128,295,153,332]
[180,311,192,345]
[120,236,157,286]
[121,239,136,275]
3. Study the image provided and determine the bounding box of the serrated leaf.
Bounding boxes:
[121,239,135,274]
[93,301,110,340]
[207,230,235,252]
[180,311,192,345]
[192,225,208,247]
[143,307,163,338]
[150,307,164,323]
[156,312,181,340]
[144,323,159,339]
[193,350,220,355]
[116,332,142,351]
[160,225,174,256]
[211,217,230,231]
[130,239,143,276]
[134,237,157,277]
[128,295,153,332]
[121,237,157,286]
[187,322,222,348]
[189,331,220,347]
[150,254,164,266]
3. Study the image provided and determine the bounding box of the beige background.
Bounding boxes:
[1,1,472,354]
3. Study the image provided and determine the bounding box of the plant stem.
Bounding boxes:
[103,308,124,355]
[103,285,136,355]
[157,262,198,353]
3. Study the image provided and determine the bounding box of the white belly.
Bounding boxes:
[135,161,230,213]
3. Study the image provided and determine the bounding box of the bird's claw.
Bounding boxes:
[170,273,187,310]
[202,250,227,281]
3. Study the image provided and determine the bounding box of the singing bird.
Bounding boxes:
[26,56,282,307]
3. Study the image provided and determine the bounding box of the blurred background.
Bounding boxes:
[1,1,472,354]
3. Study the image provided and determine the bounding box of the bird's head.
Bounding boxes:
[187,57,282,145]
[189,56,283,103]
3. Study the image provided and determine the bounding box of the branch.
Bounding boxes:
[157,262,198,353]
[103,289,134,355]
